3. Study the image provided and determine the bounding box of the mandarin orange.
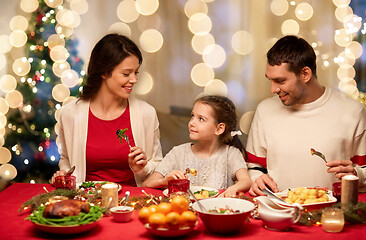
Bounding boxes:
[156,202,172,215]
[170,196,189,214]
[181,210,197,227]
[148,213,167,229]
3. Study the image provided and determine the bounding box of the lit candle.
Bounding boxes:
[321,208,344,233]
[101,183,119,208]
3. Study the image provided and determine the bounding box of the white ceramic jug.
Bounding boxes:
[255,196,303,231]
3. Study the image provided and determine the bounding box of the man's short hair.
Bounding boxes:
[267,35,317,78]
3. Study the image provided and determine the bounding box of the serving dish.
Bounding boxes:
[144,222,197,237]
[275,188,337,210]
[32,219,100,235]
[192,198,255,234]
[163,185,219,200]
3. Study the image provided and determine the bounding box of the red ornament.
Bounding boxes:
[37,14,43,24]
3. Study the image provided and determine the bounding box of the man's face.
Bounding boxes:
[265,63,307,106]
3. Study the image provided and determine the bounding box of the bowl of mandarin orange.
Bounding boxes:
[138,196,197,237]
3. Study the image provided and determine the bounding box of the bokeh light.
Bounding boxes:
[0,35,12,53]
[9,30,27,48]
[52,61,71,77]
[0,75,17,93]
[0,163,17,180]
[61,69,79,88]
[345,41,363,59]
[343,14,362,33]
[5,90,23,108]
[188,13,212,36]
[117,0,140,23]
[70,0,89,15]
[239,111,255,135]
[9,15,28,31]
[333,0,351,7]
[52,84,70,102]
[50,45,69,63]
[204,79,227,96]
[202,44,226,68]
[108,22,132,37]
[337,51,355,67]
[0,114,6,129]
[337,65,355,79]
[295,3,313,21]
[0,98,9,115]
[191,33,215,54]
[45,0,63,8]
[57,9,81,28]
[191,63,215,87]
[184,0,208,18]
[335,6,353,22]
[55,23,74,37]
[270,0,289,16]
[136,0,159,16]
[281,19,300,35]
[20,0,39,13]
[139,29,163,53]
[334,28,352,47]
[231,31,254,55]
[12,58,31,76]
[47,34,65,49]
[134,71,153,95]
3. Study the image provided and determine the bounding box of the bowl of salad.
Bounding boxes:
[192,198,255,234]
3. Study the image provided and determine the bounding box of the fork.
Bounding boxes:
[310,148,327,163]
[116,128,131,148]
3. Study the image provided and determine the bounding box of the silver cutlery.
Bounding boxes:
[310,148,327,163]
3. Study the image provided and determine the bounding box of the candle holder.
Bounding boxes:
[332,182,342,202]
[101,183,119,209]
[321,208,344,233]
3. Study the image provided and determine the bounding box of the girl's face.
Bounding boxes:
[188,101,222,142]
[101,55,140,99]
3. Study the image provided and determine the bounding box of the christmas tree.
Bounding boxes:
[4,1,85,183]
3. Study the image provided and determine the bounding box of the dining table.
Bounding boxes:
[1,183,365,240]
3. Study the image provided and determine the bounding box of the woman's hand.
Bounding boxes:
[50,170,67,184]
[128,146,148,173]
[162,170,187,185]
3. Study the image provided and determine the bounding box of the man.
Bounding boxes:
[246,35,366,196]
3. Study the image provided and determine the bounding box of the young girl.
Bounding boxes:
[142,95,252,197]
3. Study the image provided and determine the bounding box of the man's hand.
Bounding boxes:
[249,174,278,196]
[326,160,356,179]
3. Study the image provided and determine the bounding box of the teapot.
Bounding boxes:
[255,196,303,231]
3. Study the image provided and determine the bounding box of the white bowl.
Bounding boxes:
[192,198,255,234]
[110,206,134,223]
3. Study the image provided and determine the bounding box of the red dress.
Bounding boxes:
[85,105,136,186]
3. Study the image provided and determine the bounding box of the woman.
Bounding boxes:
[51,34,163,186]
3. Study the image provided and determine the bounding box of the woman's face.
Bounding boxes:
[188,101,220,142]
[101,55,140,99]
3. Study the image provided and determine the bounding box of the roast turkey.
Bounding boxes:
[43,199,90,218]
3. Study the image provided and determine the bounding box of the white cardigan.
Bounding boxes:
[57,97,163,186]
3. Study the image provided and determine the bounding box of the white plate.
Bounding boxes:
[32,219,101,235]
[163,185,219,200]
[144,222,197,237]
[77,181,122,192]
[275,188,337,207]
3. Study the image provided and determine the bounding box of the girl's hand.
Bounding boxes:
[51,170,67,184]
[163,170,187,185]
[128,146,148,172]
[219,186,238,198]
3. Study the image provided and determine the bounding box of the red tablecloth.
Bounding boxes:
[0,183,365,240]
